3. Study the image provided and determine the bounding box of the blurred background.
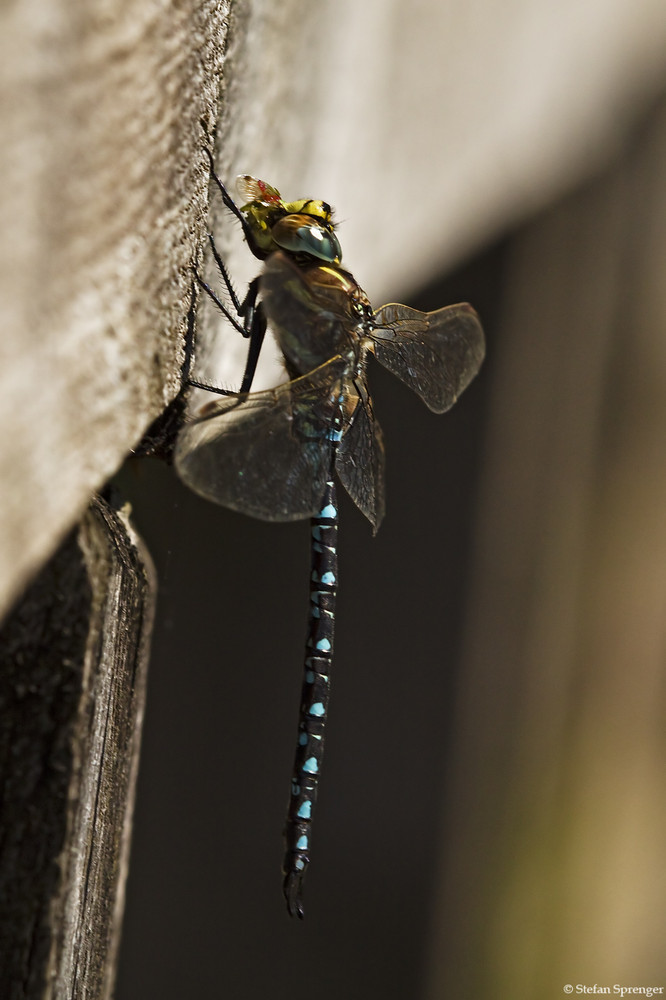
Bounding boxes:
[1,0,665,997]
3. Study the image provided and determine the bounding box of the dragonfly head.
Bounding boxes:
[282,197,334,226]
[236,175,341,264]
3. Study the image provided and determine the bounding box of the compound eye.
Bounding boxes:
[272,216,342,264]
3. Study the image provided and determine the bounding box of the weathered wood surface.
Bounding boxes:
[0,496,154,1000]
[3,0,666,618]
[0,0,232,618]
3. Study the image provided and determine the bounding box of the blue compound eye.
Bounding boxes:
[271,216,342,264]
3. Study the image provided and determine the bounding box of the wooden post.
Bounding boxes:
[0,496,155,999]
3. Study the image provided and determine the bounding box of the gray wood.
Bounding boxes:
[3,0,666,620]
[0,0,232,617]
[0,495,155,1000]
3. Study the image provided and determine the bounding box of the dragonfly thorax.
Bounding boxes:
[263,261,370,377]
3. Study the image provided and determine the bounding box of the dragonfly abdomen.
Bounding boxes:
[283,478,339,918]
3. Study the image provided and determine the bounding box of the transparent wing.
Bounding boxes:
[335,378,386,532]
[174,357,349,522]
[236,174,282,206]
[370,302,485,413]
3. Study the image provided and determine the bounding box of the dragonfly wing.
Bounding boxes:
[371,302,485,413]
[175,357,349,522]
[335,379,386,532]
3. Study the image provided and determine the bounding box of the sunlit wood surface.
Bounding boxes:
[3,0,666,616]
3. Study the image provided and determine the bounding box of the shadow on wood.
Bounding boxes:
[0,495,155,1000]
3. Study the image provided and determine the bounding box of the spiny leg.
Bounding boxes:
[193,268,246,336]
[203,147,255,244]
[283,478,339,919]
[185,151,270,396]
[202,149,268,372]
[207,231,244,314]
[184,270,240,397]
[190,268,265,395]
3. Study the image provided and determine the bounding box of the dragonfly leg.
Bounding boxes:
[207,232,244,314]
[189,151,270,396]
[203,147,254,245]
[193,267,246,335]
[283,478,339,918]
[190,238,267,396]
[237,280,266,394]
[206,235,266,375]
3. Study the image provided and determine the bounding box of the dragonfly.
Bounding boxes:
[175,248,485,918]
[193,152,343,394]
